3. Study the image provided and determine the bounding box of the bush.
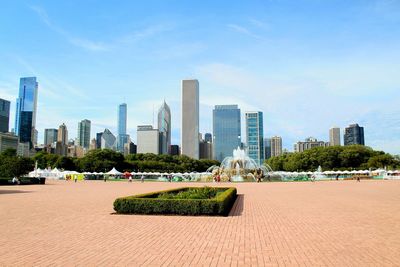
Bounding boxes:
[158,187,224,200]
[114,187,237,216]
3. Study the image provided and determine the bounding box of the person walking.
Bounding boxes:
[141,175,145,183]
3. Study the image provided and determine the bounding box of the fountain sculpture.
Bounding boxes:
[205,147,272,182]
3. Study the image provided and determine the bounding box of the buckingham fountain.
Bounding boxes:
[204,147,274,182]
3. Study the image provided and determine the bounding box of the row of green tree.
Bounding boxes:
[266,145,400,171]
[0,149,219,177]
[0,149,34,178]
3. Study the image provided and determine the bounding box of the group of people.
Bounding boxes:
[12,177,20,185]
[212,168,266,182]
[65,174,78,182]
[255,168,264,183]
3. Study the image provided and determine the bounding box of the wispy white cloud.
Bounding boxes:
[153,42,207,60]
[118,24,174,44]
[227,23,265,40]
[30,5,171,52]
[29,5,52,27]
[68,38,108,52]
[249,18,271,30]
[30,5,109,51]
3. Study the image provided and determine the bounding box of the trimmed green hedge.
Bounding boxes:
[114,187,237,216]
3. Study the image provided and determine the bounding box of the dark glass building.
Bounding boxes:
[0,98,10,133]
[169,145,180,156]
[213,105,241,162]
[77,119,91,149]
[96,132,103,149]
[344,124,365,145]
[44,128,58,146]
[15,77,38,148]
[204,133,212,143]
[264,138,272,160]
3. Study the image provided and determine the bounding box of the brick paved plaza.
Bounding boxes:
[1,180,400,266]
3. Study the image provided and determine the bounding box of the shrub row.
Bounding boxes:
[113,187,237,216]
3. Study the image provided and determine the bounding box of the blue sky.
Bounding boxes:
[0,0,399,154]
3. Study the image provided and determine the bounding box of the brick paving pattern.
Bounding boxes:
[1,180,400,266]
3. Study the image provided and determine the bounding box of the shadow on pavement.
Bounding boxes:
[0,190,32,195]
[229,194,244,217]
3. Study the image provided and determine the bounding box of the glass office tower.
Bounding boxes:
[344,124,365,145]
[77,119,91,149]
[44,128,58,146]
[0,98,10,133]
[15,77,38,148]
[158,101,171,154]
[117,103,128,152]
[245,111,264,165]
[213,105,241,162]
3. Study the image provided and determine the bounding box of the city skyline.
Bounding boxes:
[0,1,399,154]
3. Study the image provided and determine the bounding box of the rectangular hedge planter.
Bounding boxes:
[114,187,237,216]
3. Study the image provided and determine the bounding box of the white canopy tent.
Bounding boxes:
[106,168,122,175]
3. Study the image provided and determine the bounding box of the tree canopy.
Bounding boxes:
[0,149,34,178]
[1,149,220,176]
[266,145,400,171]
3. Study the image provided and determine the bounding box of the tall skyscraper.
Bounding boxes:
[14,77,38,148]
[77,119,91,149]
[56,123,68,156]
[158,101,171,155]
[181,79,199,159]
[344,124,365,145]
[137,125,159,154]
[245,111,264,165]
[0,132,18,153]
[270,136,283,157]
[117,103,128,152]
[101,129,116,150]
[264,138,272,160]
[96,132,103,149]
[199,133,213,160]
[57,123,68,145]
[44,128,58,146]
[213,105,241,162]
[329,127,341,146]
[0,98,10,133]
[89,138,97,150]
[32,129,38,146]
